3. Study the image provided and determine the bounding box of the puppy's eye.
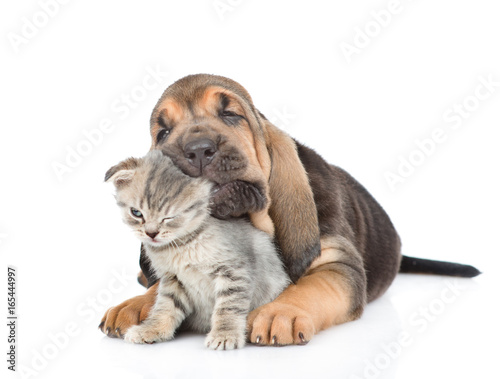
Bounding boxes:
[220,110,239,117]
[156,129,171,143]
[130,208,143,218]
[219,110,244,126]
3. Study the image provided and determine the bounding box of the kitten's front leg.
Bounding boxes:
[206,268,252,350]
[125,274,192,344]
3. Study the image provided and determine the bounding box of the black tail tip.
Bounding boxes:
[399,255,482,278]
[459,265,482,278]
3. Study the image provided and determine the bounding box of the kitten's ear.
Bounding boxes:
[104,157,139,187]
[107,169,135,187]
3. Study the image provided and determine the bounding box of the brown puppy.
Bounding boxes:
[100,74,480,345]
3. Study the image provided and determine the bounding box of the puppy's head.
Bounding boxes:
[150,74,271,190]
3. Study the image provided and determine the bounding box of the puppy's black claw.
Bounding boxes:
[106,327,118,338]
[115,328,123,338]
[298,332,309,345]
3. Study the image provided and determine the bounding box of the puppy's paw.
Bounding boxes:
[99,292,155,338]
[124,324,174,344]
[209,181,267,219]
[247,302,315,346]
[205,329,245,350]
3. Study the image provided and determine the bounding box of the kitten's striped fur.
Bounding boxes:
[106,150,289,349]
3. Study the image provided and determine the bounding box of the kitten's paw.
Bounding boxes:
[205,330,246,350]
[124,324,174,344]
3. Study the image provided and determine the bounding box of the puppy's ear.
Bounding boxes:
[104,157,139,187]
[263,120,321,283]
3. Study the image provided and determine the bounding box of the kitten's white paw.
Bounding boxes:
[124,324,173,344]
[205,330,246,350]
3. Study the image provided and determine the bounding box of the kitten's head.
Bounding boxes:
[105,150,212,248]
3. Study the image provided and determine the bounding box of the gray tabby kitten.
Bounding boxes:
[105,150,289,350]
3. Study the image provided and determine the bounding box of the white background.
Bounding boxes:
[1,1,499,378]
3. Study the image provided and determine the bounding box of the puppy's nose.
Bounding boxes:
[184,138,217,168]
[146,231,158,239]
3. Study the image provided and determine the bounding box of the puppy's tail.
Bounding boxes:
[399,255,481,278]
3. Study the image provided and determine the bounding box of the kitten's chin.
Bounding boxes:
[143,239,169,248]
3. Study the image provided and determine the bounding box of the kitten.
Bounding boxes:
[105,150,290,350]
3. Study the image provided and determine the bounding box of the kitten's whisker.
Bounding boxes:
[169,237,180,253]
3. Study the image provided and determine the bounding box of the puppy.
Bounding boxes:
[100,74,480,345]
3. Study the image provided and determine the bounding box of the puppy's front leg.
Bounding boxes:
[247,237,367,346]
[125,274,192,344]
[209,181,268,220]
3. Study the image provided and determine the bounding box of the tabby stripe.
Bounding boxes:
[218,296,251,309]
[215,307,248,316]
[213,321,238,332]
[162,293,189,316]
[217,287,247,297]
[171,223,208,247]
[211,266,225,276]
[125,218,140,226]
[222,274,248,282]
[171,181,186,199]
[172,275,186,292]
[158,196,171,214]
[158,166,184,196]
[144,162,160,209]
[211,267,248,283]
[185,200,205,213]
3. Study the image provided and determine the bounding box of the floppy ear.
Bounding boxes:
[262,120,321,283]
[104,157,140,187]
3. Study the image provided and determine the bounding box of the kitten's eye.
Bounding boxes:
[162,216,175,223]
[130,208,143,218]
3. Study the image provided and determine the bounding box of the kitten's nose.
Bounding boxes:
[146,231,158,239]
[184,138,217,169]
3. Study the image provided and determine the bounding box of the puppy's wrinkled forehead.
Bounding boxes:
[150,74,254,126]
